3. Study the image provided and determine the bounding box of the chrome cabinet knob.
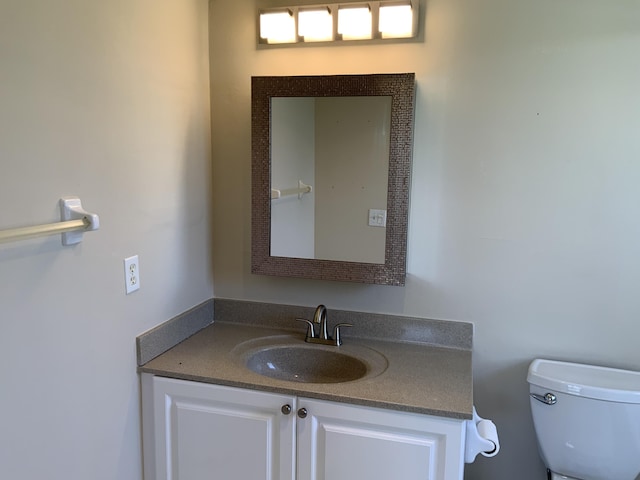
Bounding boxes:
[281,404,292,415]
[297,407,308,418]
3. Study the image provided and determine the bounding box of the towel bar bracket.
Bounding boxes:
[60,197,100,245]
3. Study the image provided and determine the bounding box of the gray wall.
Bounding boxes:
[210,1,640,479]
[0,1,212,479]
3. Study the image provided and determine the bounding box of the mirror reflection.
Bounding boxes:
[270,96,392,263]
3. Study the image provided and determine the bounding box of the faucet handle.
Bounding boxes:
[332,323,352,346]
[296,318,316,339]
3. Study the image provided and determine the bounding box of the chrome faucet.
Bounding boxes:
[297,304,352,346]
[313,304,329,340]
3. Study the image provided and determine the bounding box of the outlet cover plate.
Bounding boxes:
[124,255,140,294]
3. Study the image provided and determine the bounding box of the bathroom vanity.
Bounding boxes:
[142,375,466,480]
[138,300,474,480]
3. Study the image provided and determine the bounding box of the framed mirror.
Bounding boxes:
[251,73,415,286]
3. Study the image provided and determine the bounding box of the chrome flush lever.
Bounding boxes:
[530,392,557,405]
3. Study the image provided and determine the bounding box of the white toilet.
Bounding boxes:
[527,358,640,480]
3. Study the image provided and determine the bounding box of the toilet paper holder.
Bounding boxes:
[464,406,500,463]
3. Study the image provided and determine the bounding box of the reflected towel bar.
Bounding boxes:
[0,197,100,246]
[271,180,312,200]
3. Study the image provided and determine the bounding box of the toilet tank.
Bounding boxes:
[527,359,640,480]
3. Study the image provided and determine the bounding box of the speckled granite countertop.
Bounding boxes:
[138,301,473,420]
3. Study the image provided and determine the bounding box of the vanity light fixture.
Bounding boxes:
[258,0,418,46]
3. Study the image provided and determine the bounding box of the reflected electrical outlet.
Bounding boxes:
[368,209,387,227]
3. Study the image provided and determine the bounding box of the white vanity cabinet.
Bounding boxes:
[297,397,465,480]
[141,374,466,480]
[141,374,296,480]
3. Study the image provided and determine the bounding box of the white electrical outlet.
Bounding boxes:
[124,255,140,294]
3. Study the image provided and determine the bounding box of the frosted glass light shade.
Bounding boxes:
[260,11,296,43]
[337,7,372,40]
[299,9,333,41]
[379,4,413,38]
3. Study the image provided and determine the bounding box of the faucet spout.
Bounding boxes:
[313,304,329,340]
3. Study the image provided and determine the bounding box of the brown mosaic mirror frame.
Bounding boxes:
[251,73,415,286]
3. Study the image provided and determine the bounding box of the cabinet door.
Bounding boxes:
[141,374,296,480]
[296,398,465,480]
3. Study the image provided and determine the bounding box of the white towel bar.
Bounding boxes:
[271,180,312,200]
[0,197,100,246]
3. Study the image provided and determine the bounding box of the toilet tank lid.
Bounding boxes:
[527,359,640,404]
